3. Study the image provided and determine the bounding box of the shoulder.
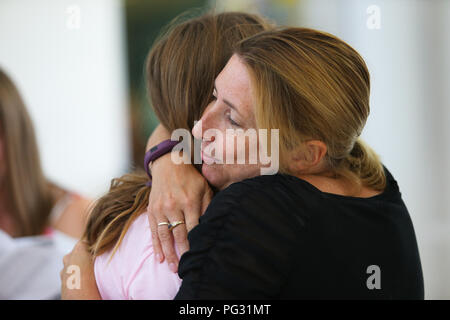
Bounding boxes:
[94,213,151,299]
[182,174,311,269]
[121,214,181,299]
[200,174,311,230]
[96,213,150,271]
[177,174,310,298]
[381,165,401,196]
[94,213,182,300]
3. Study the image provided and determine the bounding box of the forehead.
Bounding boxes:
[215,55,254,116]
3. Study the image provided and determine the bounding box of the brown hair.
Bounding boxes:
[235,27,386,192]
[84,11,274,257]
[147,11,274,132]
[0,69,53,237]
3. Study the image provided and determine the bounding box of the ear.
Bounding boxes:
[288,140,328,173]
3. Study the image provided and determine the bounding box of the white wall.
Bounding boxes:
[0,0,130,198]
[299,0,450,299]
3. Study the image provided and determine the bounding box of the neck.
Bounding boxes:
[294,160,335,177]
[291,162,354,195]
[295,169,381,198]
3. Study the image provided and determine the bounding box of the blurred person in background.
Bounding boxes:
[0,68,92,299]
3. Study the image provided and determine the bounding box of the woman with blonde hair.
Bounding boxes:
[173,27,424,299]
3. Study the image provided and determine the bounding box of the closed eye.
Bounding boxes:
[227,114,240,127]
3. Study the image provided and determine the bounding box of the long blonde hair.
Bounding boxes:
[235,28,386,192]
[84,11,274,257]
[0,69,53,237]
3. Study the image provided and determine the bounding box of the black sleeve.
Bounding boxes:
[175,177,306,299]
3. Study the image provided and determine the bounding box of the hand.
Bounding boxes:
[60,240,101,300]
[147,153,213,273]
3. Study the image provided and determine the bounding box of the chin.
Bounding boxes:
[202,164,228,190]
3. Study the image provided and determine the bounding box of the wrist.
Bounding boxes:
[148,152,172,173]
[146,124,171,152]
[144,139,180,180]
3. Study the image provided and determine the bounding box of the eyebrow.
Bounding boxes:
[214,83,243,117]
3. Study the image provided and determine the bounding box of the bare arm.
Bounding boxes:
[146,124,213,272]
[146,123,170,152]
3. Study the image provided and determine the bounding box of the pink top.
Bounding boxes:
[94,213,182,300]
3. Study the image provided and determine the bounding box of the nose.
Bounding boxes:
[192,120,203,141]
[192,119,216,143]
[192,102,216,141]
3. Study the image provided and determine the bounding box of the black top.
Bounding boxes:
[175,167,424,299]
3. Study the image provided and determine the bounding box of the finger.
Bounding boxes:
[147,209,164,263]
[172,222,189,257]
[185,202,201,232]
[185,196,202,232]
[156,215,179,273]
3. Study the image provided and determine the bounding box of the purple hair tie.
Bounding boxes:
[144,139,179,187]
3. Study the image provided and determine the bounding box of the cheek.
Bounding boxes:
[201,163,229,189]
[202,130,264,189]
[224,132,260,164]
[202,109,228,137]
[202,162,262,191]
[223,135,235,162]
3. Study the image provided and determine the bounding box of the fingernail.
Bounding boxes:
[155,253,161,263]
[169,262,177,273]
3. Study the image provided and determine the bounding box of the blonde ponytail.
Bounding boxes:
[337,139,386,191]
